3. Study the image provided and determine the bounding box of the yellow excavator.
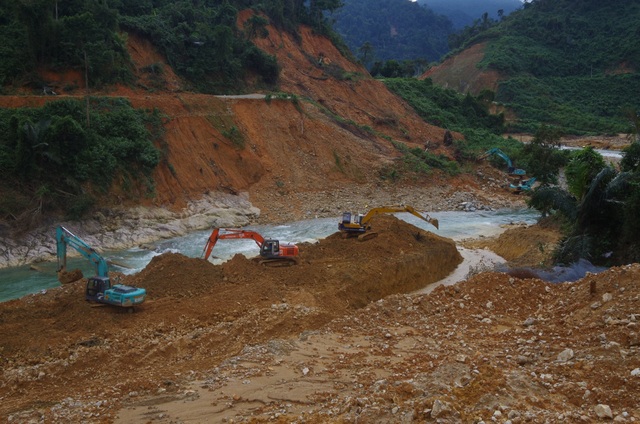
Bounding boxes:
[338,205,439,241]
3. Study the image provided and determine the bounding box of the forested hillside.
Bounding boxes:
[0,0,343,94]
[0,0,348,231]
[424,0,640,134]
[384,2,640,267]
[419,0,521,29]
[331,0,453,67]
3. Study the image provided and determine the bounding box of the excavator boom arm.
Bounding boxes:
[404,206,439,230]
[56,226,109,277]
[480,147,526,176]
[360,205,438,229]
[480,148,513,166]
[202,228,265,260]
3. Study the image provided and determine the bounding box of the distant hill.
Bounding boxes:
[422,0,640,134]
[419,0,522,29]
[331,0,454,65]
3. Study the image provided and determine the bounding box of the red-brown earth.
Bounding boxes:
[1,12,637,424]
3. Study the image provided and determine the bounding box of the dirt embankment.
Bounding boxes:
[0,215,463,422]
[462,218,563,268]
[0,17,527,268]
[0,20,461,218]
[117,264,640,424]
[3,214,638,423]
[5,13,637,424]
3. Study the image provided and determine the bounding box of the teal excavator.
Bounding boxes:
[479,148,526,176]
[56,226,146,308]
[479,148,535,192]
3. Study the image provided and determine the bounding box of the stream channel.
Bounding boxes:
[0,208,542,303]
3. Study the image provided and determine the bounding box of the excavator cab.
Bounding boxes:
[340,212,364,226]
[261,239,280,258]
[339,212,367,232]
[258,239,299,266]
[86,276,111,302]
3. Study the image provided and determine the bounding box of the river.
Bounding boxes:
[0,209,540,303]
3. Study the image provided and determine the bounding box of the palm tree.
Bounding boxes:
[16,118,51,178]
[530,165,632,264]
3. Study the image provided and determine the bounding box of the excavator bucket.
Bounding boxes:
[429,217,439,230]
[58,268,84,284]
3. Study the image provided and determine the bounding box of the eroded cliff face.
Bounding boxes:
[136,15,461,213]
[2,14,461,215]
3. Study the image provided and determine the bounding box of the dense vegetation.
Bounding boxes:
[383,78,504,133]
[383,75,640,265]
[0,98,163,230]
[479,1,640,79]
[529,141,640,266]
[498,74,640,134]
[0,0,345,228]
[444,0,640,134]
[382,77,522,160]
[332,0,453,70]
[380,77,531,179]
[417,0,521,29]
[0,0,344,94]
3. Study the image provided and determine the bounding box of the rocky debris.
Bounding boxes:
[57,269,83,284]
[251,177,525,225]
[116,264,640,423]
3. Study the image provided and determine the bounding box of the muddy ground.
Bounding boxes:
[1,215,462,422]
[1,215,639,423]
[1,11,637,423]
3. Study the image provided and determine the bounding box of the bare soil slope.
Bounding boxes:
[463,218,563,268]
[0,17,468,219]
[420,42,503,96]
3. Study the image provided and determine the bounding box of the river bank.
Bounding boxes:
[0,192,259,269]
[0,173,527,269]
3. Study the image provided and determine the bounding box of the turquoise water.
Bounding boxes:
[0,209,539,302]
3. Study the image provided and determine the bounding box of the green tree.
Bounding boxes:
[378,60,403,78]
[520,124,568,185]
[243,14,269,39]
[15,118,52,179]
[529,165,633,265]
[358,41,374,69]
[564,147,606,199]
[621,141,640,173]
[309,0,344,27]
[622,107,640,143]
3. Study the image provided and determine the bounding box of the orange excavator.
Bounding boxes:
[202,228,299,266]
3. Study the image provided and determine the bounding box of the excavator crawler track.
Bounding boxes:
[357,232,378,242]
[252,257,298,267]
